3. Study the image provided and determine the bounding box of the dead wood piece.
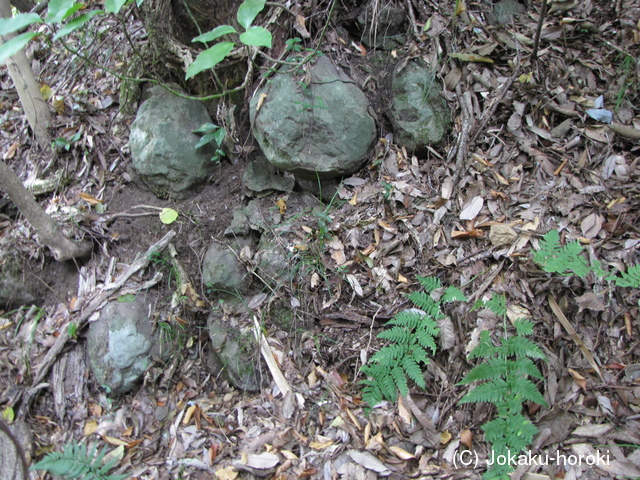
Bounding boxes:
[253,315,291,397]
[21,230,177,413]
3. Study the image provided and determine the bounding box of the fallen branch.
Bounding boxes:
[21,230,176,413]
[252,315,291,396]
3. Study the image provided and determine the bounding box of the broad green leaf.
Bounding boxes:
[2,406,14,423]
[0,32,38,63]
[193,25,237,43]
[136,0,143,6]
[193,122,219,133]
[117,294,136,302]
[186,41,234,79]
[53,11,103,40]
[239,26,272,48]
[159,208,179,224]
[195,132,217,149]
[46,0,84,23]
[0,13,42,36]
[236,0,265,30]
[213,126,225,146]
[105,0,129,13]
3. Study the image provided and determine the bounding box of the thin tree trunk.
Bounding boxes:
[0,160,92,261]
[0,0,51,150]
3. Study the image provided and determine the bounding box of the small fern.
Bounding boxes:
[533,230,590,278]
[31,441,127,480]
[534,229,640,290]
[459,295,547,480]
[360,276,467,407]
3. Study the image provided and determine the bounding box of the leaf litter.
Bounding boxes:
[0,0,640,478]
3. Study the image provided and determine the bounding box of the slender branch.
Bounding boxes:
[532,0,548,59]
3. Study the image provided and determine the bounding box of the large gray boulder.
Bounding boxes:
[129,86,215,199]
[87,297,157,395]
[390,59,450,151]
[250,56,376,179]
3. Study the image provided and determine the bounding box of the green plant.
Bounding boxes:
[534,230,640,289]
[360,276,467,407]
[31,441,127,480]
[52,130,82,152]
[0,0,138,62]
[193,123,226,164]
[186,0,272,79]
[458,295,547,480]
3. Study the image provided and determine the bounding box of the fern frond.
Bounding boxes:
[459,358,507,384]
[484,294,507,316]
[406,292,443,319]
[506,377,547,407]
[386,309,425,329]
[612,264,640,288]
[513,318,534,336]
[503,336,546,360]
[402,356,426,389]
[378,325,411,344]
[442,285,468,303]
[390,365,409,397]
[31,442,127,480]
[509,356,544,380]
[419,330,439,347]
[416,275,441,292]
[534,230,590,278]
[467,330,498,360]
[459,379,509,405]
[368,343,405,366]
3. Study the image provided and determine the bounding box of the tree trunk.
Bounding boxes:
[0,0,51,150]
[0,160,92,262]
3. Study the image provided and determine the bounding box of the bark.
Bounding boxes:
[0,160,92,262]
[0,0,51,150]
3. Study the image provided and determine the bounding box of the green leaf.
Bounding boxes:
[0,32,39,63]
[46,0,84,23]
[239,26,272,48]
[193,25,237,43]
[193,122,219,133]
[236,0,266,29]
[195,132,216,150]
[159,208,178,224]
[53,11,103,40]
[104,0,129,13]
[0,13,42,36]
[186,41,234,79]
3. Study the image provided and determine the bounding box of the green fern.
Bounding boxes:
[360,276,467,407]
[534,230,640,291]
[533,230,590,278]
[459,295,547,480]
[31,442,127,480]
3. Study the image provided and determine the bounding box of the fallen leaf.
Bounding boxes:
[450,52,493,63]
[276,197,287,214]
[489,224,517,246]
[348,450,392,475]
[245,452,280,469]
[3,142,19,160]
[460,195,484,220]
[389,445,415,460]
[440,430,452,444]
[256,92,267,112]
[294,14,311,38]
[460,429,473,449]
[159,208,178,224]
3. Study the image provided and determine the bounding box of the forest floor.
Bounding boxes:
[1,0,640,479]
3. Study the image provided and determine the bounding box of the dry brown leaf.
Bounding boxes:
[294,14,310,38]
[389,445,415,460]
[460,429,473,449]
[440,430,452,444]
[3,142,20,160]
[489,224,517,246]
[580,213,603,239]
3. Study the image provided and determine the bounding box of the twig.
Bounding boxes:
[21,230,177,413]
[531,0,548,59]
